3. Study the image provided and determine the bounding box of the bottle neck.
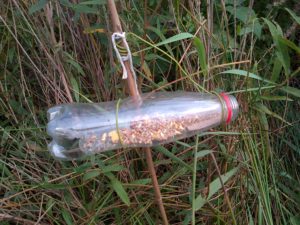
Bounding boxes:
[219,93,239,124]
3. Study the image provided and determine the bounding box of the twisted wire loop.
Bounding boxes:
[111,32,139,92]
[212,91,227,124]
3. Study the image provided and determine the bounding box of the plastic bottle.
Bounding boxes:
[47,91,239,160]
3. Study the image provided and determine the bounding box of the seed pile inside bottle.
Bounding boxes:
[81,112,221,152]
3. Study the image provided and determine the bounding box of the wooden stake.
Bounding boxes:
[145,147,169,225]
[107,1,168,224]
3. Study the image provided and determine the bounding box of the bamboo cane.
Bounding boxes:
[107,1,168,224]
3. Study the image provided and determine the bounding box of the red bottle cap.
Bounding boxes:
[220,92,233,124]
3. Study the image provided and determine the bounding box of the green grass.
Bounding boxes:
[1,0,300,224]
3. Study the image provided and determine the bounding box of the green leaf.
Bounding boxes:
[144,53,170,63]
[0,129,10,147]
[226,6,256,23]
[263,18,290,74]
[220,69,274,84]
[271,57,282,82]
[278,37,300,55]
[73,162,92,173]
[29,0,48,15]
[79,0,107,5]
[72,4,98,14]
[157,32,194,46]
[140,32,194,52]
[194,167,239,210]
[0,162,12,177]
[83,170,101,181]
[290,215,300,225]
[280,86,300,98]
[154,146,192,171]
[39,183,72,189]
[8,99,28,116]
[276,50,290,75]
[195,150,213,158]
[60,0,98,14]
[281,138,300,156]
[225,0,246,6]
[247,207,255,225]
[286,8,300,25]
[263,18,282,37]
[66,59,85,76]
[253,103,290,124]
[194,195,206,211]
[193,37,208,76]
[8,47,15,64]
[102,164,125,173]
[70,76,79,102]
[130,178,151,185]
[110,176,130,206]
[46,198,55,217]
[239,20,262,38]
[260,95,293,101]
[61,208,73,225]
[59,0,73,7]
[207,167,238,199]
[146,26,174,57]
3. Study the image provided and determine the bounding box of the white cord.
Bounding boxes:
[111,32,140,99]
[111,32,137,81]
[111,32,141,104]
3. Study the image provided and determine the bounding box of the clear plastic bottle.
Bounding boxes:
[47,91,239,160]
